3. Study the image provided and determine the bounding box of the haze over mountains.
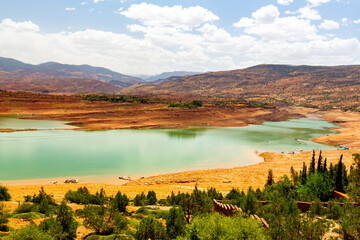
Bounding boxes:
[1,57,360,108]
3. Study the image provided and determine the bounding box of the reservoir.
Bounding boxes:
[0,117,339,183]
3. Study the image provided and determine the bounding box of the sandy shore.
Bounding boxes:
[1,108,359,203]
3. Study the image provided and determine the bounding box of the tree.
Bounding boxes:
[0,203,9,232]
[83,205,111,235]
[317,150,323,172]
[297,172,334,202]
[135,216,167,240]
[265,169,275,187]
[134,192,146,206]
[0,185,11,201]
[166,207,187,239]
[300,162,307,185]
[56,201,78,239]
[323,158,328,173]
[147,191,157,205]
[113,191,129,213]
[335,155,345,192]
[309,150,316,175]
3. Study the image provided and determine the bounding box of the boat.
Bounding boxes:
[119,176,131,180]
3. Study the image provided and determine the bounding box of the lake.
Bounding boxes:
[0,117,339,183]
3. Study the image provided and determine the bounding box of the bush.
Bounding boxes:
[65,187,107,205]
[0,203,9,232]
[135,216,167,240]
[188,213,266,240]
[327,202,343,220]
[83,205,113,235]
[2,224,54,240]
[56,201,78,239]
[166,207,187,239]
[39,218,67,239]
[133,193,146,207]
[0,186,11,201]
[113,191,129,213]
[13,203,35,214]
[30,187,55,205]
[11,212,46,220]
[147,191,157,205]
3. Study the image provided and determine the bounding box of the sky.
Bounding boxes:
[0,0,360,76]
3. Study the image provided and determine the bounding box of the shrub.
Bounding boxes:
[56,201,78,239]
[2,224,54,240]
[166,207,187,239]
[133,193,146,207]
[327,202,343,220]
[147,191,157,205]
[30,187,55,205]
[13,203,35,214]
[113,191,129,213]
[39,218,68,239]
[0,203,9,232]
[135,216,167,240]
[0,186,10,201]
[11,212,46,220]
[188,213,266,240]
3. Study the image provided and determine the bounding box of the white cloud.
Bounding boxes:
[234,6,319,42]
[306,0,331,7]
[1,18,359,75]
[297,6,321,20]
[319,20,339,30]
[354,19,360,24]
[251,5,279,24]
[120,3,219,28]
[65,7,76,11]
[277,0,294,6]
[93,0,104,3]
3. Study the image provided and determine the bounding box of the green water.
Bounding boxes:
[0,118,339,182]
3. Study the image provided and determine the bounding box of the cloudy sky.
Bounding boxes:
[1,0,360,75]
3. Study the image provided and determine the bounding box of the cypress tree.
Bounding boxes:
[265,169,275,187]
[317,150,323,173]
[166,207,187,239]
[309,150,316,174]
[300,162,307,185]
[335,155,344,192]
[323,158,328,173]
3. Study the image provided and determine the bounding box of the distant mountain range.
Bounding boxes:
[0,57,202,94]
[144,71,202,82]
[2,57,360,109]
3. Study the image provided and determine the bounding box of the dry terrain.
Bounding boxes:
[0,91,297,130]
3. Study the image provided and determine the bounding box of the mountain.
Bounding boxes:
[0,57,142,83]
[145,71,202,82]
[130,64,360,109]
[0,57,146,94]
[0,57,33,71]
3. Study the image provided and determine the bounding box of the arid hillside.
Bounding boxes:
[129,64,360,110]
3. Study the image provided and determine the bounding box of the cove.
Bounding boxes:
[0,118,339,183]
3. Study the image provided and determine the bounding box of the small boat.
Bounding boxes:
[64,178,78,183]
[119,176,131,180]
[50,181,57,184]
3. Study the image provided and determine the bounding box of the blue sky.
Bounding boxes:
[0,0,359,75]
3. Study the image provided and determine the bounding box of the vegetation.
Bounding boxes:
[2,152,360,239]
[0,185,11,201]
[65,187,107,205]
[168,100,203,109]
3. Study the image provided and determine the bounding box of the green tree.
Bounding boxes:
[309,150,316,175]
[147,190,157,205]
[300,162,307,185]
[0,203,9,232]
[113,191,129,213]
[297,172,334,202]
[265,169,275,187]
[0,185,11,201]
[56,201,78,239]
[135,216,167,240]
[317,150,323,172]
[335,155,345,192]
[166,207,187,239]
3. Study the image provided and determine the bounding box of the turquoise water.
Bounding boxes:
[0,118,339,182]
